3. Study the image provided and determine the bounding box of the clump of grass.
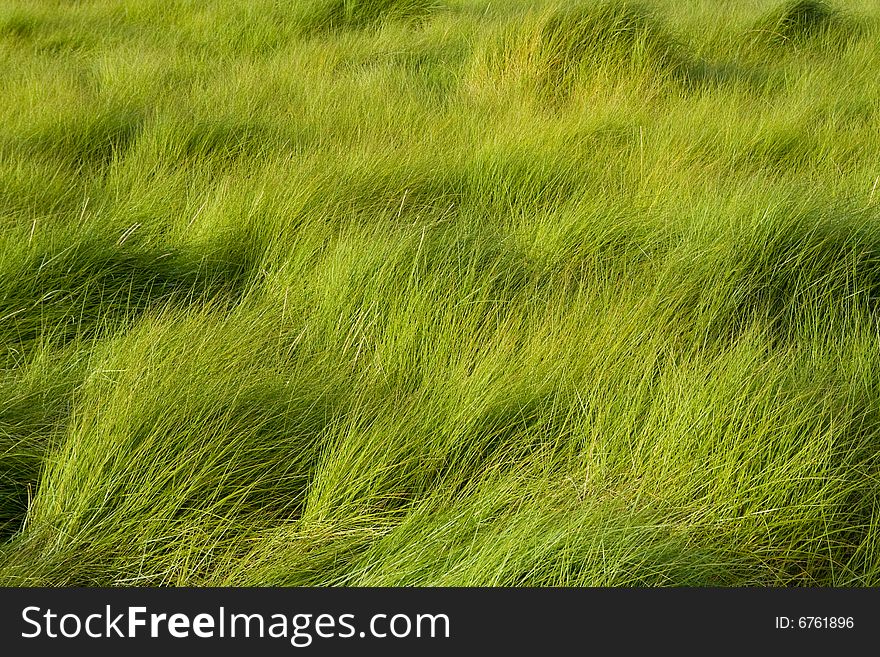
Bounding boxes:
[0,227,256,357]
[0,345,85,540]
[0,306,341,585]
[540,1,692,80]
[166,117,280,162]
[0,10,91,54]
[657,202,880,347]
[751,0,860,49]
[302,0,440,32]
[3,106,145,169]
[476,0,699,102]
[0,156,94,221]
[2,0,880,588]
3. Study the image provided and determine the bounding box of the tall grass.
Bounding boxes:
[1,0,879,585]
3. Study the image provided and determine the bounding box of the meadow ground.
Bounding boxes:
[1,0,879,585]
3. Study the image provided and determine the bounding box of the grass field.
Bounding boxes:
[1,0,879,586]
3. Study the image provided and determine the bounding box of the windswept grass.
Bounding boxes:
[1,0,880,586]
[752,0,860,48]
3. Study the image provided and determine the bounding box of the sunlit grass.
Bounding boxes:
[1,0,879,585]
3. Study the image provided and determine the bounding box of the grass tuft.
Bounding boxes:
[751,0,861,49]
[302,0,440,32]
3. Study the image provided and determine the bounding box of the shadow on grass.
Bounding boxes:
[663,206,880,347]
[0,232,259,356]
[302,0,439,32]
[6,108,146,170]
[748,0,866,51]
